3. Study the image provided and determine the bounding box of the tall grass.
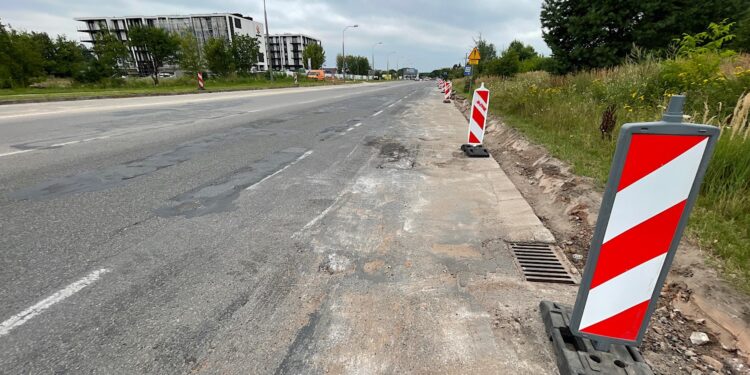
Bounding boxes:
[458,53,750,290]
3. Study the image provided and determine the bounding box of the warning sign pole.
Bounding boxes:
[540,96,719,374]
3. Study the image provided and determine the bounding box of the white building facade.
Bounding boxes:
[267,34,322,71]
[76,13,269,75]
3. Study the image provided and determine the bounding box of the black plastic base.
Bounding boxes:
[443,99,452,103]
[539,301,653,375]
[461,144,490,158]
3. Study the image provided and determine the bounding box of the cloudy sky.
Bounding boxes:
[1,0,550,72]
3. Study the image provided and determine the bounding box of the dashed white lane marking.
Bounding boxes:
[298,100,317,104]
[51,135,111,148]
[354,122,362,127]
[245,150,313,191]
[0,149,33,158]
[372,110,383,117]
[388,103,395,108]
[0,268,110,337]
[293,189,348,238]
[346,127,354,132]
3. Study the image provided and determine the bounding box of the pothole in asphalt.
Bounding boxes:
[319,253,354,275]
[365,137,417,170]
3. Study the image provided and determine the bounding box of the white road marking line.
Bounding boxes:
[245,150,313,191]
[293,189,348,238]
[246,109,262,113]
[51,135,111,148]
[50,140,81,147]
[0,149,33,158]
[372,110,383,117]
[0,268,110,337]
[354,122,362,127]
[298,100,317,104]
[346,127,354,132]
[388,103,395,108]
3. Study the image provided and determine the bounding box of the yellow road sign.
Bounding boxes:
[469,47,481,61]
[468,59,480,65]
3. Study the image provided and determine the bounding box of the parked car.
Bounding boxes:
[306,70,325,81]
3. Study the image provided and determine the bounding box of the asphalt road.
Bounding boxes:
[0,81,429,372]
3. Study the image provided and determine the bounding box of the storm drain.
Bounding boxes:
[509,243,576,285]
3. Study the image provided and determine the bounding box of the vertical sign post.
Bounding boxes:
[541,96,719,375]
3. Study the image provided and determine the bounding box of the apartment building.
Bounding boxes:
[267,34,322,71]
[76,13,268,75]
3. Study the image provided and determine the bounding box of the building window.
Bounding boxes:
[258,53,264,63]
[234,18,241,29]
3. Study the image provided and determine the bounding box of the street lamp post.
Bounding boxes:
[371,42,382,79]
[263,0,272,81]
[341,25,358,80]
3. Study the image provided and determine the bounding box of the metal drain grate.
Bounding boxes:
[510,243,576,285]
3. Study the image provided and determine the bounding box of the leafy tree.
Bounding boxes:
[204,37,234,76]
[506,40,538,61]
[177,31,204,76]
[734,10,750,52]
[486,50,520,77]
[92,32,130,78]
[28,32,55,75]
[51,36,88,78]
[128,25,180,84]
[302,43,325,69]
[336,55,370,76]
[676,20,736,56]
[232,34,259,75]
[541,0,747,73]
[0,23,45,87]
[473,35,497,75]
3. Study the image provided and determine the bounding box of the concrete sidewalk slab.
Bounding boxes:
[267,86,576,374]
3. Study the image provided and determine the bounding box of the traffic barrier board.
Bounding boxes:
[197,72,205,90]
[467,83,490,145]
[569,96,719,346]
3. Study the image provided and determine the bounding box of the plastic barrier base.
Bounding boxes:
[539,301,653,375]
[443,99,452,103]
[460,144,490,158]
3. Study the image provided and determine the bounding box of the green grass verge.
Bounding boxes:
[0,76,357,104]
[454,60,750,292]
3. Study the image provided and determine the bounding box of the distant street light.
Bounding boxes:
[342,25,358,79]
[263,0,272,81]
[371,42,383,78]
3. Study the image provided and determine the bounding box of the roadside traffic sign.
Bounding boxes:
[569,96,719,347]
[469,47,481,61]
[464,66,473,76]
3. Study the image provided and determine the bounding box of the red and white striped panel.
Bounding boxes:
[467,84,490,145]
[444,82,452,99]
[577,134,709,341]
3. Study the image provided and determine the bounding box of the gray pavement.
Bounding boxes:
[0,82,576,373]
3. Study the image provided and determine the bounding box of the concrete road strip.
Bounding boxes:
[0,269,110,337]
[245,150,313,191]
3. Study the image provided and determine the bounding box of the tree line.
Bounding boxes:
[335,55,372,76]
[0,21,326,88]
